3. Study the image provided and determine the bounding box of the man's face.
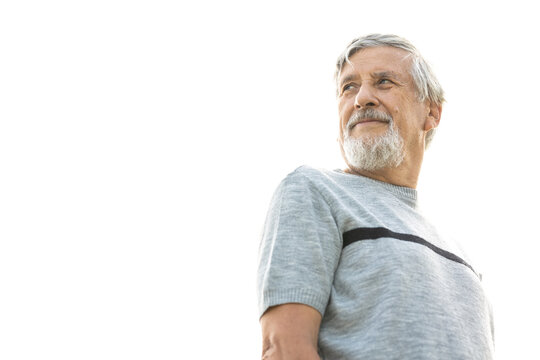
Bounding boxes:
[337,46,434,166]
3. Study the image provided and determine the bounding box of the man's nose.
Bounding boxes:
[354,85,379,109]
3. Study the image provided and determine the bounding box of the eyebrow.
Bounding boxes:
[339,74,357,88]
[372,71,402,80]
[339,71,403,88]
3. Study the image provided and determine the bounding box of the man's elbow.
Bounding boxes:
[260,303,322,360]
[260,333,320,360]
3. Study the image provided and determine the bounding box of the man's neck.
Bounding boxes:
[344,154,423,189]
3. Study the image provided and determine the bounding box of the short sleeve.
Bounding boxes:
[257,168,342,318]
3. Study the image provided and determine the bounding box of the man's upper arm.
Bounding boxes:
[257,168,341,358]
[260,303,322,360]
[257,169,342,316]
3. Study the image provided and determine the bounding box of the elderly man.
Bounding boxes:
[257,34,494,359]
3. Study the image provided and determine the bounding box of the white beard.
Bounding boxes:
[342,120,405,171]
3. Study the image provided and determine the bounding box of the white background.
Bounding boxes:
[1,0,539,359]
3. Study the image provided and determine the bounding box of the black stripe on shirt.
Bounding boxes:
[342,227,476,274]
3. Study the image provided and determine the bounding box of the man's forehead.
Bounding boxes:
[339,47,412,80]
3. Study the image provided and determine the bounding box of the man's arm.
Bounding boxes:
[260,303,322,360]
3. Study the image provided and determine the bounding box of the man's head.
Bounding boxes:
[335,34,444,173]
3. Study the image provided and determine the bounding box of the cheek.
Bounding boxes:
[390,106,402,127]
[390,106,412,134]
[338,103,352,127]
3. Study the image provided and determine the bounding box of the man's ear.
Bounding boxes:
[424,102,442,132]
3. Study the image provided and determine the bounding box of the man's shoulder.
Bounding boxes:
[276,165,339,192]
[285,165,339,184]
[273,165,354,204]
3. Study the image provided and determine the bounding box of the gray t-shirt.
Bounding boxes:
[257,166,494,359]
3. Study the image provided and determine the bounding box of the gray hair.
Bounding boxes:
[335,34,445,148]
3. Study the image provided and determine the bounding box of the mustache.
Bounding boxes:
[347,109,393,131]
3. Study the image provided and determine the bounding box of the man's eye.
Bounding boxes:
[378,79,393,85]
[342,84,355,92]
